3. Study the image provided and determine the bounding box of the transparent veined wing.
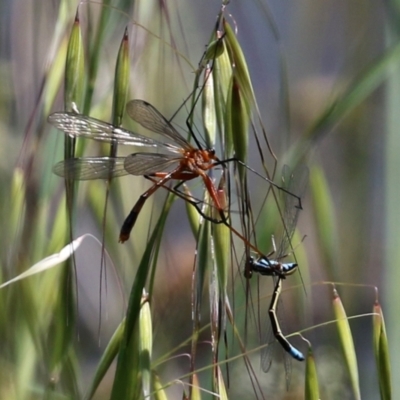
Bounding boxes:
[255,164,309,382]
[53,153,184,180]
[123,153,183,176]
[126,100,192,150]
[53,157,128,180]
[48,112,182,153]
[277,164,309,258]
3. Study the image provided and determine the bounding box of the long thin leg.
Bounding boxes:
[143,177,221,222]
[196,169,264,254]
[146,170,264,255]
[119,174,173,242]
[214,157,303,209]
[268,277,304,361]
[137,169,264,255]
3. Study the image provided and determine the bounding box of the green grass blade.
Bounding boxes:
[214,40,233,157]
[112,27,130,128]
[84,319,126,400]
[373,301,392,400]
[64,12,85,112]
[139,294,153,398]
[305,347,320,400]
[223,19,255,107]
[230,76,250,183]
[202,66,217,148]
[309,164,339,280]
[110,193,174,399]
[332,287,361,400]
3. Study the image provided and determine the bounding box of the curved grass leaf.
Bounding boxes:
[110,193,174,399]
[84,319,126,400]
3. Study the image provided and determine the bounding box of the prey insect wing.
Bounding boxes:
[268,165,309,360]
[277,165,309,258]
[251,165,308,379]
[255,164,309,275]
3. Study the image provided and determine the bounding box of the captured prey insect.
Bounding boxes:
[248,164,309,370]
[49,100,301,243]
[250,261,305,363]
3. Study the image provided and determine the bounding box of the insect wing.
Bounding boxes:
[278,164,309,258]
[126,100,192,150]
[259,165,308,382]
[123,153,182,176]
[53,157,128,180]
[48,112,182,153]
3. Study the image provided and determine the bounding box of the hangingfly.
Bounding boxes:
[247,165,309,376]
[48,100,226,242]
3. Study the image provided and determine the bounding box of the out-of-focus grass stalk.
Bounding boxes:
[291,39,400,164]
[9,168,26,251]
[309,165,339,280]
[84,0,112,113]
[384,18,400,400]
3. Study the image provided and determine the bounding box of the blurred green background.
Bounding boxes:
[0,0,398,398]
